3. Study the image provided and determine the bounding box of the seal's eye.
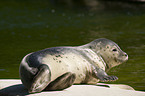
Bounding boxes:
[112,49,117,52]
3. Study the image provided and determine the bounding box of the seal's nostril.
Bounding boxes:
[124,53,128,57]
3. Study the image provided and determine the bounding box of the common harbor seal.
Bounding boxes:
[19,38,128,93]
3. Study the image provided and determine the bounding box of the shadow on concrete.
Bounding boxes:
[0,84,29,96]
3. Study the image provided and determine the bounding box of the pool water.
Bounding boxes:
[0,0,145,91]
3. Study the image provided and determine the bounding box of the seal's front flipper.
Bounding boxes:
[29,64,51,93]
[92,67,118,82]
[45,72,76,91]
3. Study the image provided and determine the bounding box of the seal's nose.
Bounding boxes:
[123,52,128,61]
[122,52,127,57]
[124,53,128,57]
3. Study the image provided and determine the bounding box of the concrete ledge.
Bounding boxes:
[0,79,145,96]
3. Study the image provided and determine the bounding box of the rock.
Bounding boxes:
[0,79,145,96]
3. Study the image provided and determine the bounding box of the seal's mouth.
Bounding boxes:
[115,56,128,64]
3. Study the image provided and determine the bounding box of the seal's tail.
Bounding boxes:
[19,53,51,93]
[29,64,51,93]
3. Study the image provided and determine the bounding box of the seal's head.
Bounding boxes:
[89,38,128,69]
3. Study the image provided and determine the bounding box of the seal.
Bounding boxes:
[19,38,128,93]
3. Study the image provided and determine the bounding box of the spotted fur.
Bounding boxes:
[19,38,128,93]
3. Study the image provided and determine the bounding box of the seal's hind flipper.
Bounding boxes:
[45,72,76,91]
[29,64,51,93]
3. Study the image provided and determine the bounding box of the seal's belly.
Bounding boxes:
[42,53,91,83]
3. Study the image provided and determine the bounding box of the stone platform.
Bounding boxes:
[0,79,145,96]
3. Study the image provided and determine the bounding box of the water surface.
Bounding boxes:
[0,0,145,91]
